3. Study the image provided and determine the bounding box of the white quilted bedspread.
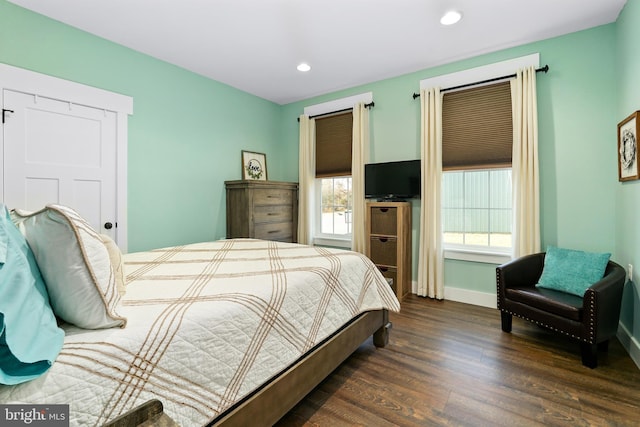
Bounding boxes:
[0,239,400,426]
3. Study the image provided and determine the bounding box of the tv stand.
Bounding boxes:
[365,201,412,301]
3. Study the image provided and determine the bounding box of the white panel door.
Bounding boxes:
[3,89,117,237]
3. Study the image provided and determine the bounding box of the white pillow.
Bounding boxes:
[13,204,126,329]
[100,233,126,297]
[9,208,32,225]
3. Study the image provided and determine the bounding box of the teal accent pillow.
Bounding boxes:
[0,205,64,385]
[536,246,611,297]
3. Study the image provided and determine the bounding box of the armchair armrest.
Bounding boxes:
[496,252,545,311]
[497,252,545,290]
[583,261,626,341]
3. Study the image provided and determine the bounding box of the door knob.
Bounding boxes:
[104,222,113,230]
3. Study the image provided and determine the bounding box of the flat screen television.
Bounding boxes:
[365,159,421,201]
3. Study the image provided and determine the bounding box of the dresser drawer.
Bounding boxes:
[370,207,397,235]
[254,205,293,223]
[369,237,397,266]
[254,189,293,206]
[376,266,397,295]
[255,222,293,241]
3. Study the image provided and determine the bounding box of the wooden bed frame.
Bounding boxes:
[209,309,391,426]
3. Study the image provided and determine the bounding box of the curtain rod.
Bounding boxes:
[296,101,375,122]
[412,65,549,100]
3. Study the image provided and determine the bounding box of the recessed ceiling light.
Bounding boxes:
[297,63,311,72]
[440,10,462,26]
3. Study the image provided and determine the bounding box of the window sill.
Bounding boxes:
[444,247,512,265]
[313,236,352,249]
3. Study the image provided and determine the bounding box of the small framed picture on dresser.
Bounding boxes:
[241,150,268,180]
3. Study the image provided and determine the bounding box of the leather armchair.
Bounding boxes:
[496,252,626,368]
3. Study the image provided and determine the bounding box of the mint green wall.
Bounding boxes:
[0,1,284,252]
[282,25,618,297]
[616,0,640,351]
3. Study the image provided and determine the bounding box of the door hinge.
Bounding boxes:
[2,109,14,124]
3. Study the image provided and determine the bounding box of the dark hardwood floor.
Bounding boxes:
[276,295,640,426]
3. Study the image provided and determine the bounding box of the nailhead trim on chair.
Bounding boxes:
[500,309,591,344]
[586,290,596,341]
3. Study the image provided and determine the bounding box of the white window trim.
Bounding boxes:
[314,236,352,249]
[444,247,512,265]
[420,53,539,91]
[304,92,372,117]
[425,57,540,263]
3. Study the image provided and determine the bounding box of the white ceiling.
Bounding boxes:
[9,0,626,105]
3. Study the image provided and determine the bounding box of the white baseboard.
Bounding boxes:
[617,322,640,370]
[444,287,497,309]
[409,282,497,308]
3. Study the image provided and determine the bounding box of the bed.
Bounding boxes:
[0,204,400,426]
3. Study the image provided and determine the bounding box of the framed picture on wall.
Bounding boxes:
[241,150,268,180]
[618,111,640,182]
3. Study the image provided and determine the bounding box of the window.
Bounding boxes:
[318,177,352,236]
[314,111,353,246]
[441,81,513,260]
[442,169,512,250]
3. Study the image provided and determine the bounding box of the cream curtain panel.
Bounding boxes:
[351,102,369,254]
[418,88,444,299]
[297,115,315,245]
[511,67,541,257]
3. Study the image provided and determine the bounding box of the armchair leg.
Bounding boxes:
[581,343,598,369]
[500,311,512,333]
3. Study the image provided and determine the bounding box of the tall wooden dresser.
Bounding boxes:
[225,180,298,243]
[365,201,412,301]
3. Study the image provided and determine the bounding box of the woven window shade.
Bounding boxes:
[315,111,353,177]
[442,81,512,170]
